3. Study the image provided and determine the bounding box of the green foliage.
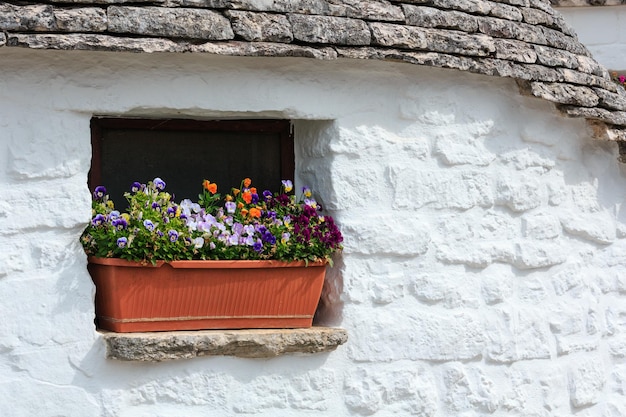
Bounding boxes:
[81,178,343,264]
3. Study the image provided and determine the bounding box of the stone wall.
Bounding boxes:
[2,47,626,416]
[2,0,626,141]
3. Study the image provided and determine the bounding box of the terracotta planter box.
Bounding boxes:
[88,257,327,333]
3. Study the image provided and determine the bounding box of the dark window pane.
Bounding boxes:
[90,118,294,206]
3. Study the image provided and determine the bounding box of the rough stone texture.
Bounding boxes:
[288,14,371,45]
[104,327,348,361]
[191,40,338,59]
[226,10,293,43]
[53,8,107,32]
[7,33,186,53]
[0,3,55,31]
[552,0,626,5]
[0,0,625,140]
[108,6,234,40]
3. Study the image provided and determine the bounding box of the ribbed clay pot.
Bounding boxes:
[88,257,327,332]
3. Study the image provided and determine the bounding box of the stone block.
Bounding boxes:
[569,357,605,407]
[477,16,547,45]
[347,309,485,362]
[560,211,616,244]
[0,183,90,234]
[494,38,538,63]
[541,25,589,56]
[556,335,599,356]
[433,127,496,166]
[485,305,553,362]
[533,44,578,69]
[441,363,499,414]
[370,22,495,57]
[551,266,584,296]
[430,0,493,15]
[500,363,570,415]
[522,212,561,239]
[226,10,293,42]
[436,241,515,268]
[520,6,553,26]
[495,173,543,212]
[344,366,438,416]
[107,6,234,40]
[288,14,370,45]
[411,272,481,308]
[526,81,600,107]
[594,87,626,112]
[481,265,514,305]
[191,40,337,59]
[220,0,328,14]
[331,0,404,22]
[0,3,55,31]
[340,215,431,256]
[513,241,567,269]
[390,167,494,210]
[0,32,5,47]
[54,8,107,32]
[402,5,479,32]
[500,148,556,171]
[490,2,524,21]
[7,33,187,53]
[608,335,626,358]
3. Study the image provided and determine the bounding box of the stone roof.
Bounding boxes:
[551,0,626,6]
[2,0,626,142]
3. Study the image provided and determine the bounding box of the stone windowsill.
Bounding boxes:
[101,327,348,361]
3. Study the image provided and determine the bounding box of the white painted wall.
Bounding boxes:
[2,47,626,416]
[557,6,626,70]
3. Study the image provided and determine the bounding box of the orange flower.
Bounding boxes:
[225,195,233,202]
[242,191,252,204]
[249,207,261,218]
[243,178,252,188]
[237,202,244,209]
[250,187,257,194]
[241,209,248,217]
[202,180,218,194]
[232,188,240,196]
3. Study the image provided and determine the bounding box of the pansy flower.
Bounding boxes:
[93,186,106,199]
[281,180,293,192]
[153,177,166,191]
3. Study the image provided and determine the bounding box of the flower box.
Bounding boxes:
[89,256,327,332]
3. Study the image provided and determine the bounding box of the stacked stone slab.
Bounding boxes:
[2,0,626,142]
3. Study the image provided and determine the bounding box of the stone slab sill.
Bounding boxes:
[101,327,348,361]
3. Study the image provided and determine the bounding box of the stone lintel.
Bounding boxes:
[102,327,348,361]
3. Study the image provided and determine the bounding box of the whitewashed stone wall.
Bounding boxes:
[557,5,626,70]
[2,47,626,416]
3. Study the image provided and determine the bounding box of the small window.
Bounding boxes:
[89,117,294,203]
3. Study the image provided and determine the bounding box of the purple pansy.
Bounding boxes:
[154,177,166,191]
[93,186,106,199]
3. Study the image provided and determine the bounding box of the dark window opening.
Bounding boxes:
[89,117,295,205]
